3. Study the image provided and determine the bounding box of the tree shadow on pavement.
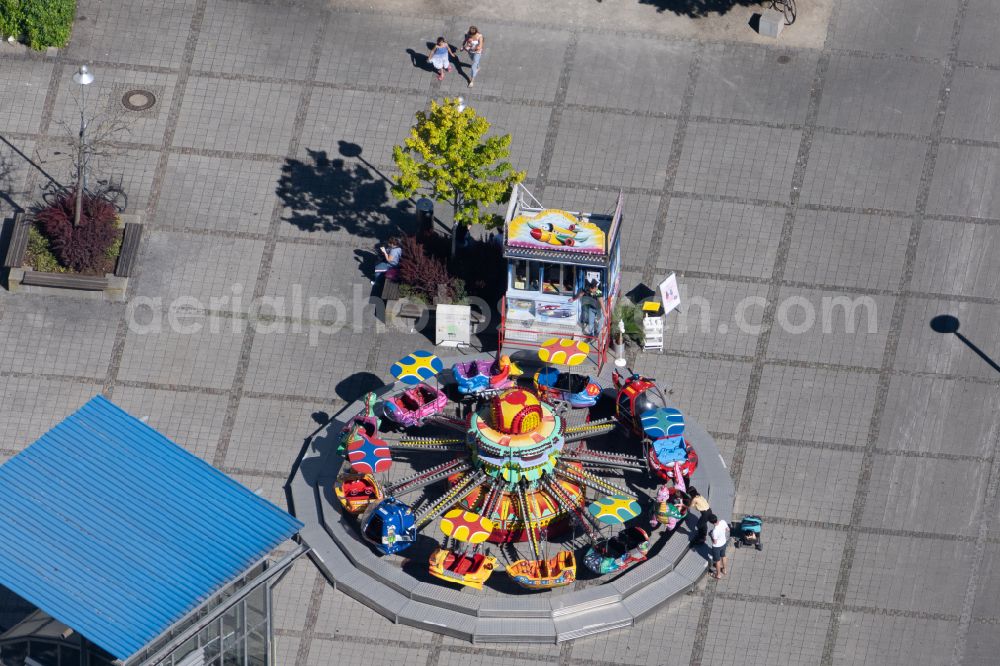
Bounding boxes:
[276,147,413,240]
[0,144,24,215]
[633,0,760,17]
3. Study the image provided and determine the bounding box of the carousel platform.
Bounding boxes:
[286,353,734,643]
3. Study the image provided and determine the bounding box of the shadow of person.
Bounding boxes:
[354,247,380,284]
[406,47,435,72]
[453,55,472,85]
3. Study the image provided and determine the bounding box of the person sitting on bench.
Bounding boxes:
[372,237,403,284]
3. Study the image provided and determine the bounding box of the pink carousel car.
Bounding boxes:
[383,383,448,427]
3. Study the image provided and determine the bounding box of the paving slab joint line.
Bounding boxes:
[19,61,63,203]
[423,632,444,666]
[818,1,970,663]
[950,429,1000,665]
[641,44,703,288]
[531,31,578,200]
[689,24,836,666]
[101,0,207,399]
[728,44,832,492]
[294,572,328,666]
[212,11,330,469]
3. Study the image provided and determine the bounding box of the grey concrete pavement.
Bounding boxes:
[1,0,999,664]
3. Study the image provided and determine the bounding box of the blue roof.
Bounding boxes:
[0,396,302,660]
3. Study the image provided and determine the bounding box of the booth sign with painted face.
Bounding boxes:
[507,209,606,253]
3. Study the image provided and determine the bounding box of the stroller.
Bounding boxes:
[733,515,763,551]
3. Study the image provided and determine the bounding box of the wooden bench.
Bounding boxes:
[114,222,143,277]
[3,212,30,269]
[380,277,400,301]
[21,271,109,290]
[379,277,485,327]
[379,277,427,323]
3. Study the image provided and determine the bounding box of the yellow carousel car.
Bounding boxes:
[506,550,576,589]
[428,510,498,590]
[428,548,498,590]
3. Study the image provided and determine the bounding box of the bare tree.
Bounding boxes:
[43,93,134,221]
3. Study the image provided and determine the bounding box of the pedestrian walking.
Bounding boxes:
[428,37,456,81]
[707,514,730,579]
[462,26,485,87]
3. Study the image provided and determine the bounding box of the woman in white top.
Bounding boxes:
[462,26,485,87]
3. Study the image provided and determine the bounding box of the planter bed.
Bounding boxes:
[2,212,142,301]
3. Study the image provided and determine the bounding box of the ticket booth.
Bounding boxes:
[499,185,623,369]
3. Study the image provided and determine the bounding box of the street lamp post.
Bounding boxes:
[72,65,94,227]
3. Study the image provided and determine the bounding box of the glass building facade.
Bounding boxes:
[0,550,300,666]
[151,581,270,666]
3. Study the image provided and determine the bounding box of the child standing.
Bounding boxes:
[428,37,456,81]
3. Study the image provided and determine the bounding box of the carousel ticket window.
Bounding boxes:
[511,260,540,292]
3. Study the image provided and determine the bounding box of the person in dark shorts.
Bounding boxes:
[707,513,730,579]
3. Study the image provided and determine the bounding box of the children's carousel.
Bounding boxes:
[499,185,623,370]
[332,341,708,593]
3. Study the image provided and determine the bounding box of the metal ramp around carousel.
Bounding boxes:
[287,374,735,643]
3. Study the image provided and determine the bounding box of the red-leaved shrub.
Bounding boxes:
[34,189,118,273]
[399,234,455,302]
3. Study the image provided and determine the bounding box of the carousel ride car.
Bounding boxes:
[452,355,522,397]
[613,368,699,481]
[533,337,602,409]
[334,346,701,592]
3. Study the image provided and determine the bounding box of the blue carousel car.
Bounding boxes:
[533,367,601,408]
[361,498,416,555]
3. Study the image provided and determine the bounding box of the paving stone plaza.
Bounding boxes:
[2,0,1000,664]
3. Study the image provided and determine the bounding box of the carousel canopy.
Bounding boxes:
[587,495,642,525]
[440,510,494,543]
[640,407,685,439]
[391,350,443,385]
[347,434,392,474]
[538,337,591,365]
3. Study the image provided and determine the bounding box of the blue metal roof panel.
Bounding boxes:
[0,396,302,660]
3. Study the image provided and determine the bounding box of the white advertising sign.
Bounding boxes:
[659,273,681,316]
[435,304,471,347]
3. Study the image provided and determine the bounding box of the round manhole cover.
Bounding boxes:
[122,89,156,112]
[776,55,792,64]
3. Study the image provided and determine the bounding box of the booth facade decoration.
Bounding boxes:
[499,185,623,369]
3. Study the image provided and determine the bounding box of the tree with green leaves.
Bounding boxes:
[392,98,525,255]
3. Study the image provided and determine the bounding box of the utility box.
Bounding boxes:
[758,9,786,39]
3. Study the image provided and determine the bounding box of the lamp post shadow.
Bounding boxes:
[929,315,1000,375]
